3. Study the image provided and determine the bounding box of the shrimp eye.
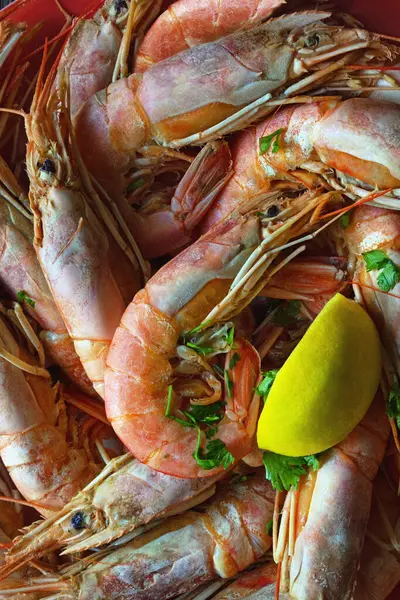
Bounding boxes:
[115,0,127,14]
[71,511,86,531]
[38,159,56,174]
[305,33,320,48]
[267,205,280,218]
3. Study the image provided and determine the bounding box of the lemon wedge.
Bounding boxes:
[257,294,382,456]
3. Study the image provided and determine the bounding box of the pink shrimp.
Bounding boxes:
[0,304,96,517]
[0,156,93,394]
[210,562,279,599]
[74,12,379,206]
[203,97,400,232]
[273,391,390,599]
[344,206,400,382]
[0,454,220,580]
[105,188,340,478]
[23,45,144,398]
[58,0,162,119]
[353,456,400,600]
[124,140,234,258]
[135,0,285,72]
[10,474,275,600]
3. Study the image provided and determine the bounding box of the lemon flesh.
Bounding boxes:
[257,294,382,456]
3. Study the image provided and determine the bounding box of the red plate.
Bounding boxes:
[1,0,400,37]
[0,0,399,598]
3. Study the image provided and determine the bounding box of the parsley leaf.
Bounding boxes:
[224,369,234,398]
[193,433,235,470]
[273,300,301,327]
[205,425,218,439]
[266,519,273,536]
[229,352,241,370]
[259,128,284,154]
[377,262,400,292]
[387,379,400,428]
[187,401,224,425]
[165,385,196,428]
[262,451,320,492]
[224,325,235,348]
[339,213,350,229]
[184,320,213,340]
[363,249,400,292]
[127,178,145,193]
[363,249,389,272]
[17,290,35,308]
[255,369,279,404]
[186,341,214,356]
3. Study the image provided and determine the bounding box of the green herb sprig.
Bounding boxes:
[363,249,400,292]
[259,128,284,154]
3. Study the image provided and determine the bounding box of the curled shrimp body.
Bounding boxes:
[0,307,96,517]
[105,189,339,478]
[0,454,220,579]
[135,0,285,72]
[21,474,275,600]
[75,14,379,201]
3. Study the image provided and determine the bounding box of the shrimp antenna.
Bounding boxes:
[0,495,53,512]
[374,32,400,43]
[319,188,393,220]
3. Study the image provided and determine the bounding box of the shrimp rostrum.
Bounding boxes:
[5,473,275,600]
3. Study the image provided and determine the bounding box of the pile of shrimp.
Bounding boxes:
[0,0,398,598]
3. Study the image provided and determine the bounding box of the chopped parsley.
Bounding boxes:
[363,249,400,292]
[186,341,213,356]
[224,369,234,398]
[262,451,320,492]
[165,386,196,428]
[127,178,145,193]
[387,379,400,428]
[193,433,235,470]
[17,290,35,308]
[183,321,234,356]
[259,128,284,155]
[272,300,301,327]
[339,213,350,229]
[184,320,213,340]
[205,425,218,439]
[187,401,224,425]
[377,262,400,292]
[255,369,279,404]
[224,325,235,348]
[229,352,241,370]
[363,249,389,271]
